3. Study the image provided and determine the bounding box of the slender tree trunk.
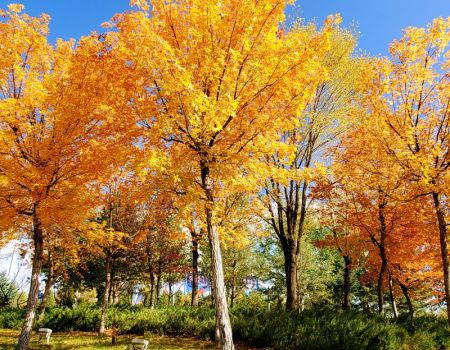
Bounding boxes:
[37,253,54,321]
[201,160,234,350]
[296,179,308,307]
[282,240,299,311]
[191,230,200,307]
[112,305,117,345]
[112,280,116,306]
[230,259,237,308]
[155,265,162,307]
[376,199,388,314]
[433,192,450,327]
[17,214,44,350]
[149,273,155,308]
[377,252,387,314]
[147,248,155,308]
[388,273,398,319]
[208,269,220,344]
[108,279,113,304]
[111,277,118,345]
[168,272,172,307]
[99,254,111,336]
[343,255,352,310]
[399,282,414,319]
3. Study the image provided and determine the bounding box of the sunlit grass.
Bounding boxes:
[0,329,217,349]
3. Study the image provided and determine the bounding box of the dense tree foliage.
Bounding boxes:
[0,2,449,350]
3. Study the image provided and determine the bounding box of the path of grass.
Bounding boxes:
[0,329,259,349]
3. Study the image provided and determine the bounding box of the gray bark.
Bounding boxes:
[99,254,111,336]
[17,214,44,350]
[201,160,234,350]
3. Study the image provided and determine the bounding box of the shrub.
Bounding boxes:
[37,304,100,331]
[1,303,449,349]
[0,307,25,329]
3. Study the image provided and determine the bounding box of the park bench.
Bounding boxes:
[38,328,52,344]
[128,338,149,350]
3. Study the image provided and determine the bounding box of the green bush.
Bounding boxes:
[231,304,450,350]
[0,307,25,329]
[399,314,450,349]
[1,304,449,349]
[104,304,215,339]
[37,304,101,331]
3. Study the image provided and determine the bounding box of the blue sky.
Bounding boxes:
[3,0,449,55]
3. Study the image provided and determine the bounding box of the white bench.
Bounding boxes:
[129,338,149,350]
[38,328,52,344]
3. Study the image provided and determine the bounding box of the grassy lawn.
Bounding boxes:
[0,329,220,349]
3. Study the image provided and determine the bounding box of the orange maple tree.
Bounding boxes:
[354,17,450,323]
[0,5,132,348]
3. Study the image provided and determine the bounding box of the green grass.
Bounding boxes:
[0,329,219,349]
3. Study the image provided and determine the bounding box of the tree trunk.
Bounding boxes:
[268,179,306,312]
[37,253,54,321]
[17,214,44,350]
[112,305,117,345]
[149,272,156,308]
[112,280,117,306]
[108,278,113,304]
[147,248,155,308]
[433,192,450,327]
[399,282,414,319]
[208,268,220,344]
[230,259,237,308]
[99,254,111,336]
[191,230,200,307]
[146,238,156,308]
[168,272,172,307]
[343,255,352,310]
[155,265,162,307]
[376,199,388,314]
[388,273,398,319]
[377,252,387,314]
[201,160,234,350]
[282,240,299,311]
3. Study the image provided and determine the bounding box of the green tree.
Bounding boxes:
[0,272,19,307]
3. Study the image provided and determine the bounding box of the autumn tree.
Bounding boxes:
[214,192,266,308]
[320,233,358,310]
[136,195,188,308]
[325,122,415,314]
[0,6,132,348]
[261,25,361,310]
[90,174,147,336]
[387,200,441,319]
[316,102,444,316]
[355,17,450,323]
[37,222,82,321]
[107,1,336,348]
[187,212,203,307]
